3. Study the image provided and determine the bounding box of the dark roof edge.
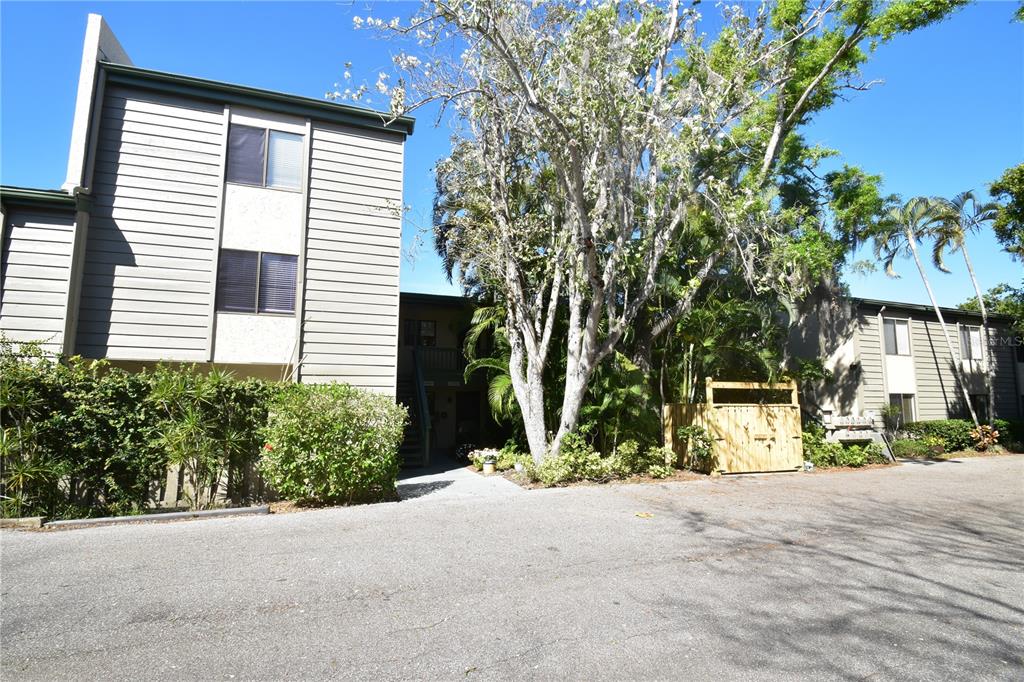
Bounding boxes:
[853,297,1014,322]
[399,291,474,307]
[0,186,77,211]
[100,62,415,136]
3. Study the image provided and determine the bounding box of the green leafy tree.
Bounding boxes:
[990,163,1024,260]
[355,0,968,462]
[959,282,1024,338]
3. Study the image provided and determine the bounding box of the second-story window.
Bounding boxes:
[883,318,911,356]
[226,124,303,190]
[403,320,437,347]
[960,325,983,360]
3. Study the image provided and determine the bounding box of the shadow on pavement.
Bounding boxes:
[633,487,1024,679]
[396,479,456,500]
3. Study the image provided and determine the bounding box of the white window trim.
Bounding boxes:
[889,393,916,423]
[226,109,306,193]
[959,323,985,362]
[883,317,913,357]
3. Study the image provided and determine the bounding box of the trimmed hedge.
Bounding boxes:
[1,343,165,519]
[1,338,408,519]
[904,418,1023,452]
[903,419,974,451]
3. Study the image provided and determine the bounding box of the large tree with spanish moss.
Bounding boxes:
[355,0,967,463]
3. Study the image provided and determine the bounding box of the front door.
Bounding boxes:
[455,391,481,449]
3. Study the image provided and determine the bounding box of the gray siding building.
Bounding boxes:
[1,14,413,395]
[790,294,1023,425]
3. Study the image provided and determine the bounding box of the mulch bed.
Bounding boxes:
[488,467,707,490]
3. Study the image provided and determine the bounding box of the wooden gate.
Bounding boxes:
[664,379,804,474]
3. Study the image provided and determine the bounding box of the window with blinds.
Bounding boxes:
[225,124,303,190]
[226,125,266,186]
[258,253,298,313]
[216,249,297,315]
[216,249,258,312]
[267,131,303,190]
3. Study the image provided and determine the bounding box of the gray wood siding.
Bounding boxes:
[0,210,76,354]
[76,86,223,361]
[910,318,962,420]
[989,324,1021,419]
[300,123,402,393]
[856,314,886,422]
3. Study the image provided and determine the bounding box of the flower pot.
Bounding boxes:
[482,460,496,475]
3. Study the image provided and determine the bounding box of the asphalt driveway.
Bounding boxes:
[2,455,1022,681]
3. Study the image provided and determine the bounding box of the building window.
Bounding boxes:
[403,319,437,347]
[216,249,297,314]
[889,393,915,424]
[883,318,911,356]
[226,124,303,190]
[960,325,983,361]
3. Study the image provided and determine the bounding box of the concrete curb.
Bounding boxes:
[43,505,270,530]
[0,516,45,530]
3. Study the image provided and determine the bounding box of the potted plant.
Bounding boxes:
[482,453,497,475]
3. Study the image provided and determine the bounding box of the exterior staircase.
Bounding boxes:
[396,376,426,467]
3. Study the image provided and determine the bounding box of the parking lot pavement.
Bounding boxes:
[2,455,1022,680]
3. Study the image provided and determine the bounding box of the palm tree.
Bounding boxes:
[932,190,999,425]
[462,304,519,422]
[873,196,980,428]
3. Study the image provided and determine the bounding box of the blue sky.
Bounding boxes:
[1,1,1021,306]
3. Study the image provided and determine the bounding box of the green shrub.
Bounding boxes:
[534,432,612,486]
[260,383,407,504]
[497,440,529,471]
[675,425,715,472]
[147,365,275,509]
[1,340,166,518]
[801,423,843,468]
[903,419,974,452]
[994,419,1023,452]
[608,441,675,478]
[801,424,885,468]
[835,442,886,467]
[891,438,937,459]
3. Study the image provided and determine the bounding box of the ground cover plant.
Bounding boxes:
[801,423,888,469]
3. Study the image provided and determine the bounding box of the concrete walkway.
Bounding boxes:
[397,455,524,502]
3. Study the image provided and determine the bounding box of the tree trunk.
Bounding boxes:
[630,306,654,374]
[548,366,590,460]
[962,248,995,426]
[905,228,980,427]
[506,328,549,464]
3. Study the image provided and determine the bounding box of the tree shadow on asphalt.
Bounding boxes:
[635,492,1024,679]
[396,480,456,500]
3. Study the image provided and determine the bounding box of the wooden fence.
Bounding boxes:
[663,379,804,474]
[153,462,268,509]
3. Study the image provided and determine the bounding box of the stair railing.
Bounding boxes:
[412,347,431,466]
